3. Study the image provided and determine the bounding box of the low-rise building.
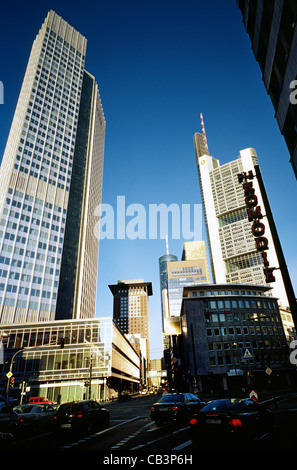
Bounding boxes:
[0,317,140,403]
[180,284,294,394]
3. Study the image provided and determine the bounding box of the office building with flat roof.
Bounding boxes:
[180,284,292,393]
[0,318,140,402]
[109,280,152,364]
[167,241,210,319]
[0,11,105,324]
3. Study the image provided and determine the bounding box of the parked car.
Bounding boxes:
[54,400,110,434]
[150,393,206,426]
[190,398,274,449]
[13,403,57,434]
[28,396,53,405]
[0,396,19,445]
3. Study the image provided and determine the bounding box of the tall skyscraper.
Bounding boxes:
[237,0,297,178]
[194,132,288,307]
[109,280,153,363]
[0,11,105,324]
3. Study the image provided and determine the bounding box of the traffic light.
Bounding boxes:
[60,337,65,349]
[9,377,14,388]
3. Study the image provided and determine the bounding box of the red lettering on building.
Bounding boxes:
[238,172,276,283]
[246,205,263,222]
[251,221,266,237]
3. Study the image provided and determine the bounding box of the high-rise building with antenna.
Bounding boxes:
[0,11,105,324]
[194,118,289,307]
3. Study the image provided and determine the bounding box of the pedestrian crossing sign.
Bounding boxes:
[242,347,253,359]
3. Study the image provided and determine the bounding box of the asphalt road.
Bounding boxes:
[11,391,297,453]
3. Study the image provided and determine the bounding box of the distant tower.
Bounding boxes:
[167,241,210,318]
[158,238,177,330]
[109,280,152,362]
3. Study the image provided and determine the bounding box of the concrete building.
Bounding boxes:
[180,284,293,394]
[109,280,152,365]
[0,11,105,324]
[237,0,297,178]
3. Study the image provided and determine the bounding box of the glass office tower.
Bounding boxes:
[0,11,105,324]
[159,253,178,330]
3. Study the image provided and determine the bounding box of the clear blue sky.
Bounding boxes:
[0,0,296,359]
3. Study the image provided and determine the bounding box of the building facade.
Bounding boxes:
[167,241,210,318]
[180,284,293,394]
[159,241,209,379]
[237,0,297,178]
[194,136,289,308]
[109,280,152,365]
[0,318,140,403]
[0,11,105,324]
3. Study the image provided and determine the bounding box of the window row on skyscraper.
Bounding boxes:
[170,266,204,277]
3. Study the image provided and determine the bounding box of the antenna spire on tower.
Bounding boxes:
[200,113,209,154]
[166,235,169,255]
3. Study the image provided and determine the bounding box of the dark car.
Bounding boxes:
[190,398,274,449]
[13,403,57,434]
[150,393,206,426]
[54,400,110,434]
[0,396,19,436]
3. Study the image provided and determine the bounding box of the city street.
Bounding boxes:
[10,391,297,453]
[13,394,192,452]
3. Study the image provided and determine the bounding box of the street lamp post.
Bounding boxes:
[4,340,63,398]
[5,349,23,398]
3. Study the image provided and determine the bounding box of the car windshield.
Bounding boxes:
[201,399,246,412]
[158,394,183,403]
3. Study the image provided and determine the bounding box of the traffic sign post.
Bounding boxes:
[242,347,253,360]
[249,390,258,403]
